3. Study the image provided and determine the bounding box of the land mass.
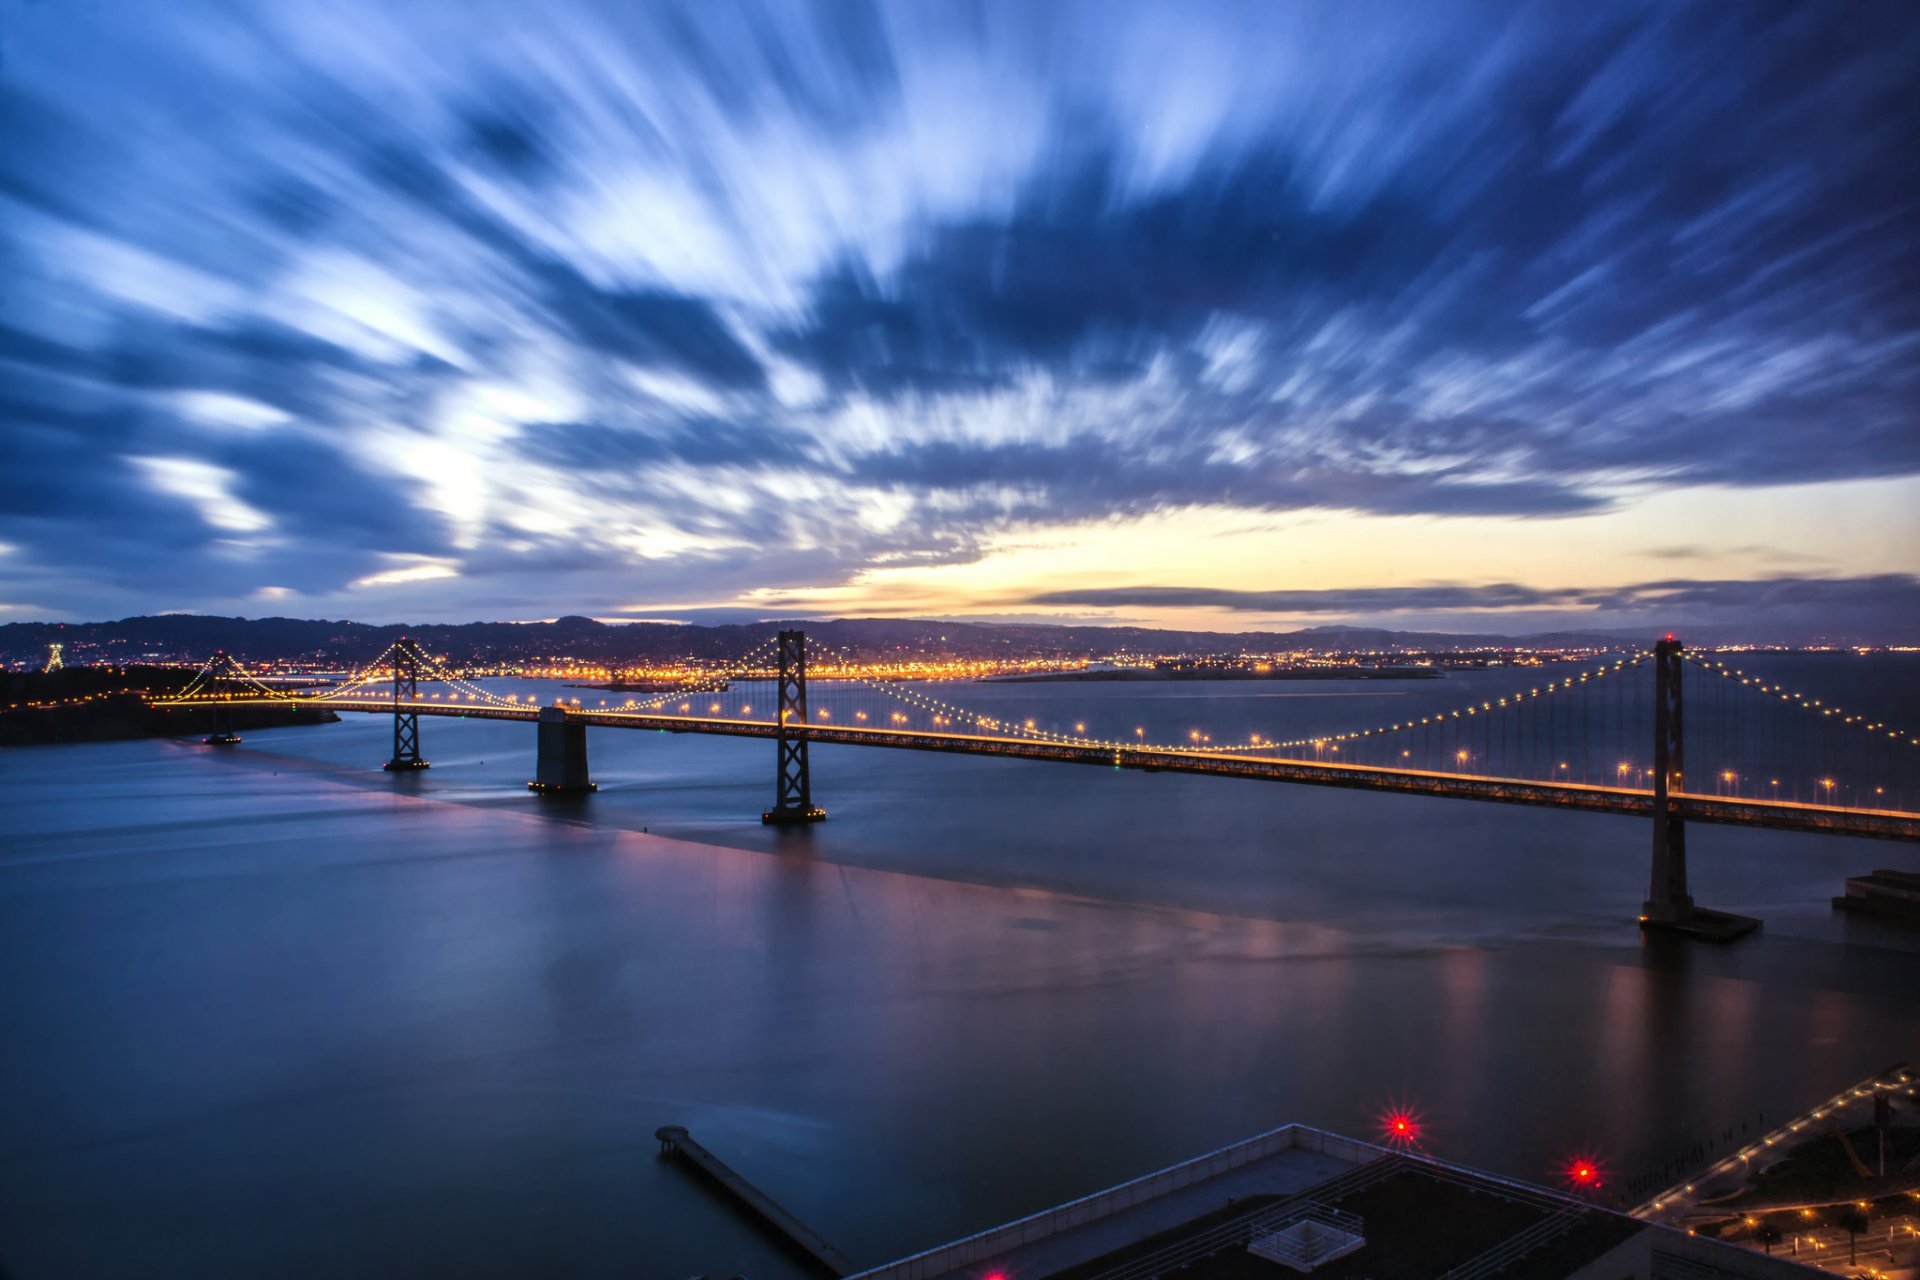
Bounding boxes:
[0,667,339,746]
[980,666,1442,682]
[3,613,1646,668]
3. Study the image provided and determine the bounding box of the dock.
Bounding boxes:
[656,1125,854,1276]
[1833,868,1920,923]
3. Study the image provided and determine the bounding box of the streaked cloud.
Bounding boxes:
[0,1,1913,636]
[349,557,461,589]
[1026,575,1920,630]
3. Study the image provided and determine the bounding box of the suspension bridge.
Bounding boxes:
[154,631,1919,940]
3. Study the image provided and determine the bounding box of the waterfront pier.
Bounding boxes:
[655,1125,853,1276]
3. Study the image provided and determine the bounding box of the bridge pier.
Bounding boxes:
[1640,637,1758,942]
[383,638,429,772]
[528,705,596,794]
[202,700,241,745]
[763,629,826,825]
[654,1124,853,1276]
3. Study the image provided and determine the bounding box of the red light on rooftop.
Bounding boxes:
[1565,1156,1604,1189]
[1379,1105,1424,1149]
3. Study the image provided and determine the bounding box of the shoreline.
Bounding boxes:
[0,694,340,746]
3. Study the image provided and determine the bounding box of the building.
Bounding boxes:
[845,1124,1824,1280]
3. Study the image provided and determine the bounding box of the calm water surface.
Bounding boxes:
[2,654,1917,1278]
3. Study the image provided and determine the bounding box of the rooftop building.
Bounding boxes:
[845,1124,1824,1280]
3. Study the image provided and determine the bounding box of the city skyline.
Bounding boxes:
[3,2,1916,637]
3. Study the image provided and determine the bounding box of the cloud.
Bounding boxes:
[0,0,1914,625]
[350,557,461,589]
[1026,575,1920,635]
[1029,584,1582,615]
[843,435,1611,521]
[513,417,818,470]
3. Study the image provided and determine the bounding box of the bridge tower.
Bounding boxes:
[1643,637,1691,925]
[1642,636,1758,941]
[202,652,242,745]
[44,642,62,673]
[383,638,430,772]
[762,629,826,825]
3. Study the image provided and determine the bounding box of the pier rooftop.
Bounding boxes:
[846,1124,1819,1280]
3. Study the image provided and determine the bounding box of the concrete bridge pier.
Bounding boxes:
[528,705,595,794]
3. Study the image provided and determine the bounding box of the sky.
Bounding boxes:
[1,0,1916,638]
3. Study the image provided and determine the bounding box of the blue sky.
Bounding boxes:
[1,1,1916,636]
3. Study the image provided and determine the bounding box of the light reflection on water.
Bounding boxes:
[1,656,1916,1278]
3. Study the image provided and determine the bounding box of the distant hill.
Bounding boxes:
[0,613,1640,665]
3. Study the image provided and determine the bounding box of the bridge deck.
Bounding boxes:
[158,698,1920,842]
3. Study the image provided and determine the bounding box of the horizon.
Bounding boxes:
[2,3,1916,637]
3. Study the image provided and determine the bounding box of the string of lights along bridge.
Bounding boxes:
[159,630,1919,938]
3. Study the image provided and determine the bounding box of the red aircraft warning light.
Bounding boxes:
[1379,1107,1424,1149]
[1567,1158,1603,1189]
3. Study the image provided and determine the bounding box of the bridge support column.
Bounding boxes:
[1643,637,1692,924]
[1641,636,1757,941]
[529,705,595,794]
[763,629,825,825]
[203,699,241,746]
[383,638,429,772]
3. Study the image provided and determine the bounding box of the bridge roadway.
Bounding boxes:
[191,696,1920,843]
